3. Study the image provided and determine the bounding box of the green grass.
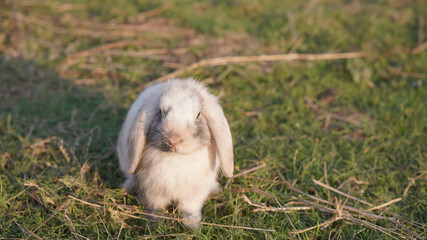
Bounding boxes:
[1,0,426,239]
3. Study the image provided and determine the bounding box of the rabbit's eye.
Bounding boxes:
[160,107,171,117]
[196,112,201,119]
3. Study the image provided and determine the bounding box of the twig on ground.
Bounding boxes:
[93,207,113,239]
[14,221,43,240]
[272,196,303,240]
[319,113,362,126]
[134,3,171,21]
[146,52,366,88]
[56,40,150,71]
[215,66,234,82]
[233,163,268,179]
[290,216,344,234]
[233,67,262,90]
[68,195,102,208]
[346,216,403,240]
[393,220,425,240]
[278,171,332,206]
[312,179,373,206]
[120,211,276,232]
[224,162,267,188]
[367,198,401,211]
[278,171,426,238]
[0,10,194,40]
[293,149,299,173]
[5,190,26,205]
[232,187,276,199]
[289,37,304,53]
[106,48,187,57]
[252,205,312,212]
[57,139,72,163]
[338,204,394,221]
[412,42,427,54]
[216,195,245,207]
[295,192,391,221]
[403,172,426,197]
[295,199,407,238]
[141,233,190,239]
[68,195,276,232]
[63,212,85,240]
[302,157,318,173]
[298,199,337,214]
[116,223,125,240]
[337,177,370,190]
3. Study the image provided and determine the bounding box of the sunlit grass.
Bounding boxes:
[0,0,426,239]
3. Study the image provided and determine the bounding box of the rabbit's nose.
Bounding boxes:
[170,140,183,151]
[167,132,184,151]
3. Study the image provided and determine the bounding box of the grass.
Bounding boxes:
[0,0,426,239]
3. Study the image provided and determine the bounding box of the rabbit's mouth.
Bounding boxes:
[158,139,199,155]
[157,140,183,153]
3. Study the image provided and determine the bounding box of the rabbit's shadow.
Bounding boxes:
[0,53,126,189]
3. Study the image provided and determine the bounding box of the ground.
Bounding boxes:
[0,0,426,239]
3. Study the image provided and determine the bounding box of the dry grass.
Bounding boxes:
[1,0,426,239]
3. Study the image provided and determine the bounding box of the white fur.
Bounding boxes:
[116,78,233,230]
[137,147,220,210]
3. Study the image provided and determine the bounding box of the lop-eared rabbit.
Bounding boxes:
[117,78,233,230]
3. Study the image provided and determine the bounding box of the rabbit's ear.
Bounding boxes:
[119,82,166,174]
[202,95,234,178]
[127,109,147,174]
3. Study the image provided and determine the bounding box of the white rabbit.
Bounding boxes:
[117,78,234,230]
